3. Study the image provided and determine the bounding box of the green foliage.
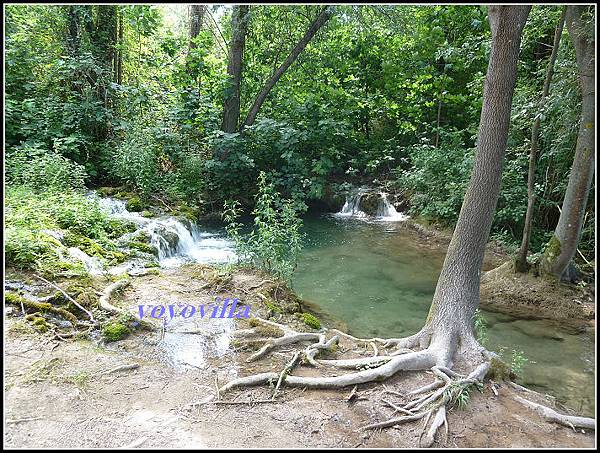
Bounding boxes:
[5,187,129,275]
[4,3,593,262]
[223,172,306,284]
[509,349,529,377]
[398,138,474,224]
[473,309,488,346]
[497,346,529,378]
[300,312,321,330]
[6,143,88,192]
[444,380,474,410]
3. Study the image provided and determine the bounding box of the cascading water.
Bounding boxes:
[336,188,368,218]
[90,194,236,273]
[375,192,409,222]
[336,188,408,222]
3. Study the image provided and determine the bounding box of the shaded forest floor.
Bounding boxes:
[4,265,595,448]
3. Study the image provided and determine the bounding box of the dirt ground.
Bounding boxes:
[480,261,595,326]
[4,266,595,448]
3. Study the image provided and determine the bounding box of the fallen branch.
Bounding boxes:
[33,274,95,322]
[6,416,43,424]
[105,363,140,375]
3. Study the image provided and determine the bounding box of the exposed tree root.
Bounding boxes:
[98,279,130,315]
[219,322,506,447]
[513,395,595,431]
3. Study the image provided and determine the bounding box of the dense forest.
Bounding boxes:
[4,4,596,449]
[5,4,594,267]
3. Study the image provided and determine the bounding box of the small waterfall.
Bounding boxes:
[375,192,409,222]
[64,247,104,275]
[336,188,368,218]
[336,189,408,222]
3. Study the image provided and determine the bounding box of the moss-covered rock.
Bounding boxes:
[125,197,144,212]
[106,219,138,239]
[26,313,50,333]
[97,186,121,197]
[62,232,126,265]
[141,210,154,218]
[299,312,321,329]
[101,322,130,342]
[172,204,202,222]
[359,192,380,216]
[128,241,158,256]
[5,292,78,325]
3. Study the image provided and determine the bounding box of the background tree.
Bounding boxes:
[540,5,595,280]
[241,6,333,128]
[221,5,250,133]
[514,8,566,273]
[189,4,206,50]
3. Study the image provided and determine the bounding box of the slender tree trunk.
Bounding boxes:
[515,8,566,273]
[540,5,595,280]
[94,5,118,79]
[241,7,333,129]
[434,61,446,148]
[189,5,206,50]
[421,5,530,363]
[116,8,123,85]
[67,6,80,56]
[221,5,250,133]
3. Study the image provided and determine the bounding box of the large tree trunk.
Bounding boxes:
[241,7,333,129]
[414,5,531,364]
[189,5,206,50]
[540,5,595,280]
[221,5,250,133]
[515,8,566,273]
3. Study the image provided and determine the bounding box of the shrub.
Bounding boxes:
[6,143,87,192]
[398,142,474,224]
[223,171,306,284]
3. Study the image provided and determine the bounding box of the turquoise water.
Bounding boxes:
[293,214,595,416]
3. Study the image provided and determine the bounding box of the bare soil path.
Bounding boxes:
[4,266,595,448]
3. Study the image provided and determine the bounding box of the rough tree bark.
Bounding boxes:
[540,5,595,280]
[221,5,250,133]
[66,6,81,56]
[189,5,207,50]
[515,8,566,273]
[241,6,333,129]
